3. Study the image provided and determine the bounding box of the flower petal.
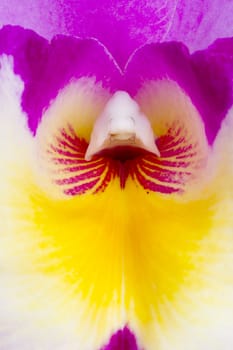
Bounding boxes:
[2,53,233,350]
[35,78,113,197]
[125,39,233,143]
[0,1,233,65]
[1,22,233,350]
[0,25,122,133]
[1,27,232,141]
[166,0,233,52]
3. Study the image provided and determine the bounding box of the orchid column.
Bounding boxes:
[0,1,233,350]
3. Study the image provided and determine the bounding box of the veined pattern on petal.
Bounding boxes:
[135,80,210,196]
[129,120,204,194]
[47,124,116,195]
[34,78,113,197]
[36,79,209,197]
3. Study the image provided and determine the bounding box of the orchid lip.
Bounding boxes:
[85,90,160,161]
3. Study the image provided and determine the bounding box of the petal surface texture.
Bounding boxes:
[1,27,233,350]
[0,0,233,66]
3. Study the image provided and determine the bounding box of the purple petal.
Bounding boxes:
[0,25,122,133]
[1,26,232,142]
[0,1,232,66]
[125,39,233,143]
[166,0,233,53]
[101,327,140,350]
[190,38,233,142]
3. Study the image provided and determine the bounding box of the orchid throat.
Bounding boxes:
[85,91,160,161]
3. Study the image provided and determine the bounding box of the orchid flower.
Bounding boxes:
[0,1,233,349]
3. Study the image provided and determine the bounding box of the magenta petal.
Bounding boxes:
[0,1,233,66]
[190,38,233,141]
[125,39,233,143]
[0,0,179,67]
[0,25,122,133]
[166,0,233,53]
[101,328,140,350]
[1,26,232,142]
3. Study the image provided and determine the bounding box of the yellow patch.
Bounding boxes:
[4,167,223,349]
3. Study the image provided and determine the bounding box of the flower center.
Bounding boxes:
[85,91,160,161]
[35,80,209,197]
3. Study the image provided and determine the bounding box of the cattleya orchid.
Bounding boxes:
[0,1,233,349]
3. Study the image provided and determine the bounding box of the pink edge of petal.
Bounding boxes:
[124,39,233,144]
[0,25,123,133]
[1,1,233,67]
